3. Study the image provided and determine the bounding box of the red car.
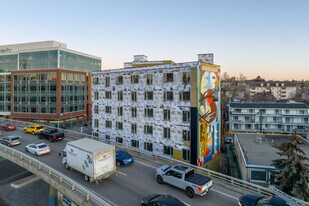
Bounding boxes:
[0,123,17,131]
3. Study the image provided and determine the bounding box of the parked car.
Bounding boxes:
[238,194,289,206]
[0,123,17,131]
[0,135,21,147]
[116,150,134,166]
[156,165,213,198]
[25,143,50,156]
[141,194,186,206]
[24,124,44,135]
[38,128,65,142]
[225,136,233,144]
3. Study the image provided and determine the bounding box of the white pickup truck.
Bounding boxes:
[156,165,213,198]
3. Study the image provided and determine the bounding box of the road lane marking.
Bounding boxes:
[135,160,157,169]
[117,171,127,176]
[212,188,239,200]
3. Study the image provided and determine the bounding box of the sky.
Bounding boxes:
[1,0,308,81]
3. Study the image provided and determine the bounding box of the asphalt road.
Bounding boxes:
[0,127,240,206]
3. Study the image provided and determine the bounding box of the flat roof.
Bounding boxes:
[235,133,309,167]
[68,138,114,153]
[230,102,309,109]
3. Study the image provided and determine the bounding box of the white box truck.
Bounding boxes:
[61,138,116,183]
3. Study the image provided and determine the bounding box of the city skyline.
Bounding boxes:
[1,0,308,80]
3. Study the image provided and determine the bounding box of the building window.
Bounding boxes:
[163,128,170,138]
[234,124,239,129]
[94,105,98,114]
[105,91,112,99]
[94,119,99,128]
[116,122,123,130]
[245,124,251,130]
[233,116,239,121]
[106,120,112,128]
[145,91,153,100]
[300,110,305,115]
[118,91,123,101]
[164,146,173,156]
[183,130,190,141]
[105,106,112,114]
[260,109,266,114]
[249,109,254,113]
[116,76,123,85]
[182,72,190,83]
[164,92,173,101]
[131,107,137,118]
[131,140,139,148]
[118,107,123,116]
[105,135,110,140]
[145,108,153,117]
[182,111,190,122]
[182,149,190,161]
[164,73,173,82]
[131,92,137,101]
[105,76,110,86]
[179,92,190,101]
[251,170,266,182]
[146,74,153,85]
[144,142,153,151]
[94,91,99,100]
[93,78,99,85]
[235,109,241,113]
[163,109,170,121]
[144,125,153,135]
[116,137,123,144]
[131,123,137,134]
[131,75,139,84]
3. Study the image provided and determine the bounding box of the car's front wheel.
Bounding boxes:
[116,161,121,167]
[157,175,163,184]
[84,175,90,182]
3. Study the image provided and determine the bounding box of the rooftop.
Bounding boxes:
[235,133,309,167]
[230,102,309,109]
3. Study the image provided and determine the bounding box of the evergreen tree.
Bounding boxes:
[272,131,309,201]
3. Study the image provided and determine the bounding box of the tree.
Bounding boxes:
[271,132,309,201]
[0,198,9,206]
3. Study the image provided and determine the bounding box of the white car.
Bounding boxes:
[25,143,50,156]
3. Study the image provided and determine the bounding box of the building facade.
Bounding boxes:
[0,41,101,126]
[229,102,309,138]
[248,81,297,100]
[92,54,221,166]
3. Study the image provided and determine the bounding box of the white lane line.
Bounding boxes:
[212,188,239,200]
[117,171,127,176]
[135,160,157,169]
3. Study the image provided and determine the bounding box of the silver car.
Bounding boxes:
[0,135,21,147]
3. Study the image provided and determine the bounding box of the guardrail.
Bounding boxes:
[1,118,308,206]
[0,143,114,206]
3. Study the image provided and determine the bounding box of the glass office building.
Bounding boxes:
[0,41,101,125]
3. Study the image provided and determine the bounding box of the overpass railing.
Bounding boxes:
[2,118,308,206]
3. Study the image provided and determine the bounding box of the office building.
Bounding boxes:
[0,41,101,127]
[92,54,221,167]
[229,102,309,138]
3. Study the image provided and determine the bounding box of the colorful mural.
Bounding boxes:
[198,63,220,166]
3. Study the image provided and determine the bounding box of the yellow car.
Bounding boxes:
[24,124,45,135]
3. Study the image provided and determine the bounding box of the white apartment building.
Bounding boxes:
[229,102,309,138]
[249,82,297,100]
[92,54,221,167]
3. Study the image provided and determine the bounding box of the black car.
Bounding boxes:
[141,194,186,206]
[238,194,289,206]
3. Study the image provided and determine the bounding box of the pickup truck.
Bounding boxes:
[156,165,213,198]
[37,128,65,142]
[24,124,44,135]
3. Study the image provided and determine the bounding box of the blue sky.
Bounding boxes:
[1,0,308,80]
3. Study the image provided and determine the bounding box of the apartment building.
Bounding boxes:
[0,41,101,127]
[229,102,309,138]
[92,54,221,167]
[248,81,297,100]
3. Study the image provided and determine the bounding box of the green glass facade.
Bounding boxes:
[19,50,58,70]
[0,54,18,72]
[0,74,11,112]
[60,50,101,72]
[13,73,57,114]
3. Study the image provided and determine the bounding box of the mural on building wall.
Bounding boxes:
[198,64,220,166]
